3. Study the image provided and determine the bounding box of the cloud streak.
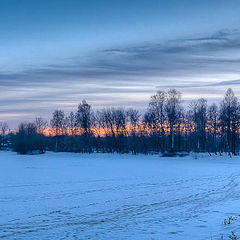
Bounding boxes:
[1,29,240,84]
[1,28,240,127]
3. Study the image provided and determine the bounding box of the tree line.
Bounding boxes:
[7,88,240,155]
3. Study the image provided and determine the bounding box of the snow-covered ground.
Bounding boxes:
[0,151,240,239]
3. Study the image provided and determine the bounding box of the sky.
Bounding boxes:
[0,0,240,127]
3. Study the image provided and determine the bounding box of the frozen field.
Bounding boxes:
[1,152,240,239]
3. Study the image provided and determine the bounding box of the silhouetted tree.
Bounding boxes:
[165,89,182,152]
[10,88,240,155]
[148,91,166,152]
[35,117,48,134]
[0,122,8,149]
[190,98,208,152]
[207,104,218,154]
[13,122,45,154]
[75,100,93,152]
[220,88,239,155]
[68,112,76,135]
[50,110,65,152]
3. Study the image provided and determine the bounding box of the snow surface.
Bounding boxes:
[0,151,240,239]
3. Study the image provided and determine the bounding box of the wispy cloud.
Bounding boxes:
[1,28,240,126]
[1,29,240,84]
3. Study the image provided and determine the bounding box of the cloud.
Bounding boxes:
[1,28,240,85]
[94,29,240,76]
[1,28,240,127]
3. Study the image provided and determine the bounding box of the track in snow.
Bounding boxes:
[0,151,240,239]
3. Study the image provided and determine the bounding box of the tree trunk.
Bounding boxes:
[55,135,58,152]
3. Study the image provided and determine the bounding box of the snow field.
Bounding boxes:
[0,151,240,239]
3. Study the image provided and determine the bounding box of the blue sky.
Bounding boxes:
[0,0,240,127]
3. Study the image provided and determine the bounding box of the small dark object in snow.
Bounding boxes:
[161,152,177,157]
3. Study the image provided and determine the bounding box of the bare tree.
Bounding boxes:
[165,89,182,152]
[35,117,48,134]
[207,104,218,154]
[97,108,128,152]
[50,110,65,151]
[196,98,208,152]
[148,91,166,151]
[127,108,141,154]
[10,87,240,155]
[94,110,107,137]
[76,100,92,136]
[75,100,93,152]
[220,88,239,155]
[113,108,127,137]
[127,108,141,134]
[63,116,70,135]
[68,112,76,135]
[0,122,8,148]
